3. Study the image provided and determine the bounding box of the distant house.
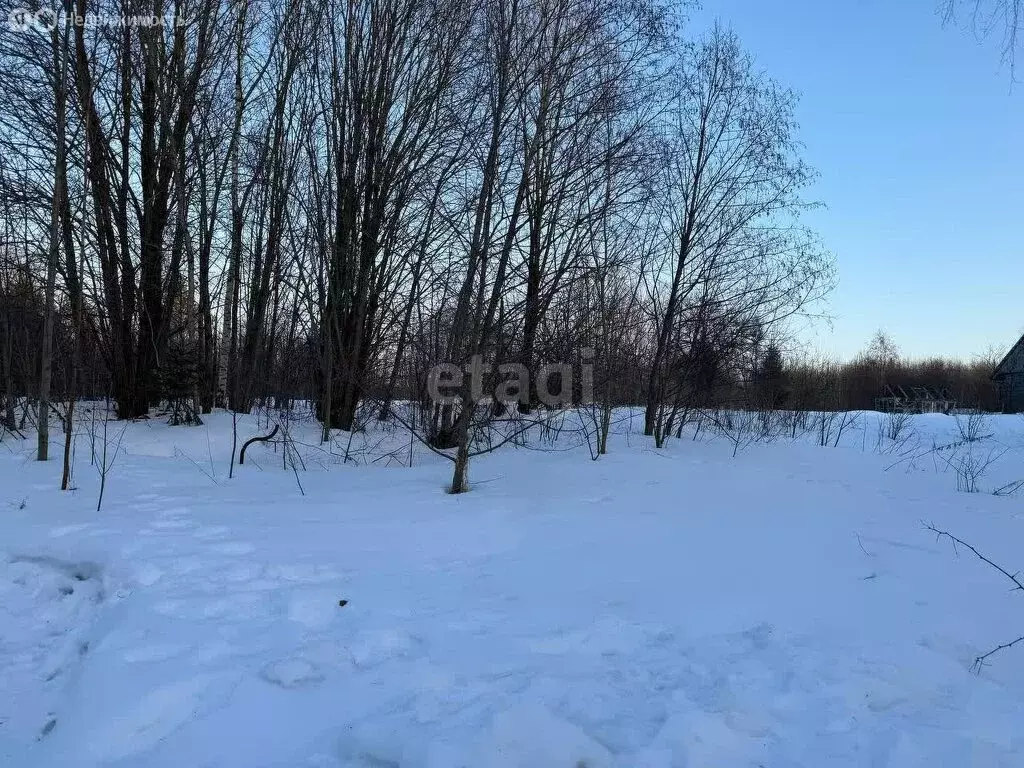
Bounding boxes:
[874,385,955,414]
[992,333,1024,413]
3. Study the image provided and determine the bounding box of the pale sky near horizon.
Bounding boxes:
[689,0,1024,362]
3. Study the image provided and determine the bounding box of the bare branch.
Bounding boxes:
[972,635,1024,672]
[925,521,1024,672]
[924,522,1024,593]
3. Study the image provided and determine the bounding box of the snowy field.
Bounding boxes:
[2,407,1024,767]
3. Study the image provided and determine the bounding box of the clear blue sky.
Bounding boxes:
[690,0,1024,362]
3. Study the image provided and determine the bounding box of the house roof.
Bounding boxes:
[993,332,1024,378]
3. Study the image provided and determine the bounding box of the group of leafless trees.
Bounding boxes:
[0,0,839,490]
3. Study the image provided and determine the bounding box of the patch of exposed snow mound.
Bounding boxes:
[2,410,1024,766]
[260,657,324,689]
[633,701,765,768]
[0,555,103,754]
[476,702,615,768]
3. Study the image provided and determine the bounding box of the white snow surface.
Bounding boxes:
[1,407,1024,767]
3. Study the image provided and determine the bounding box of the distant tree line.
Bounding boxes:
[779,332,1002,415]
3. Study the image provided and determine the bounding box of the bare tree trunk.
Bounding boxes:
[40,21,72,461]
[59,117,86,489]
[2,320,14,433]
[451,424,472,493]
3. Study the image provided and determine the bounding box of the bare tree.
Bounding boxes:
[0,0,846,496]
[37,19,72,461]
[643,26,832,441]
[942,0,1023,75]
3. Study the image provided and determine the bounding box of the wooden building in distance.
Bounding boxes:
[992,333,1024,413]
[874,385,956,414]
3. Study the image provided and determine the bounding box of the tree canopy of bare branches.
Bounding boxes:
[0,1,835,489]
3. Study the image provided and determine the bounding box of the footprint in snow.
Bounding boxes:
[209,541,255,556]
[288,591,342,629]
[260,658,325,689]
[217,562,263,584]
[192,525,231,541]
[84,673,229,763]
[270,563,344,584]
[123,643,188,663]
[134,563,163,587]
[149,519,194,531]
[349,629,420,669]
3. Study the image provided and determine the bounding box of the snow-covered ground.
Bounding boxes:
[2,407,1023,767]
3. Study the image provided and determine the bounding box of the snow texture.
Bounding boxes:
[1,408,1023,766]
